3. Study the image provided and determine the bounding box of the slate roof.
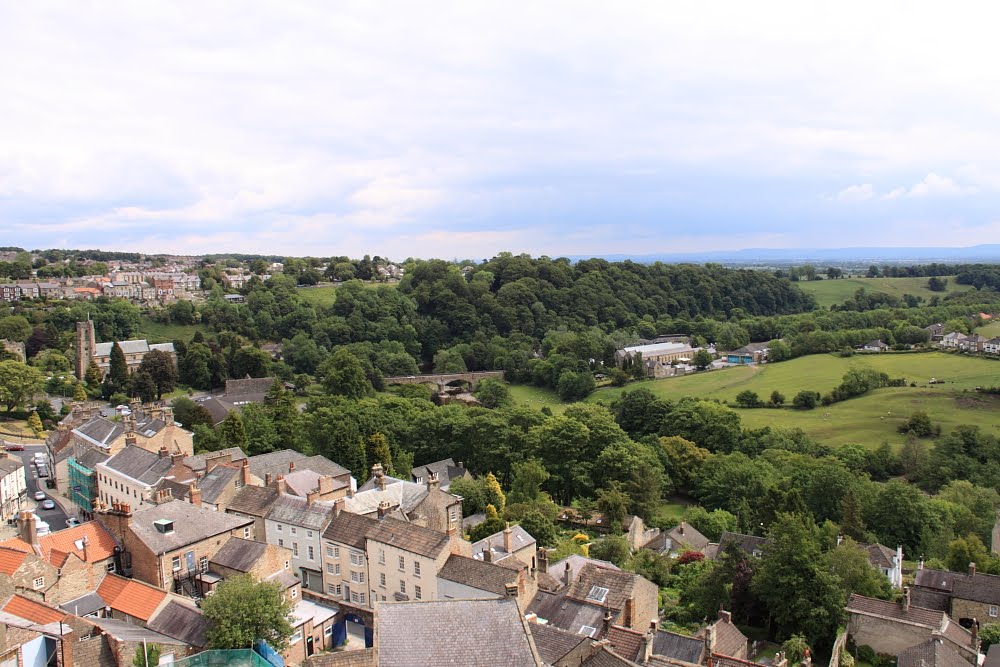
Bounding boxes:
[285,469,349,497]
[323,511,380,550]
[411,458,469,489]
[129,499,253,554]
[550,554,620,587]
[183,447,247,473]
[94,339,151,356]
[197,464,240,503]
[60,591,108,617]
[652,630,705,664]
[607,625,647,663]
[845,594,949,629]
[528,621,588,666]
[193,397,232,426]
[582,646,641,667]
[147,600,209,648]
[73,416,125,447]
[718,532,769,556]
[346,478,430,516]
[249,450,350,481]
[376,598,541,667]
[863,543,897,570]
[471,524,536,563]
[986,644,1000,667]
[527,590,609,636]
[267,494,336,531]
[227,485,279,518]
[566,563,646,613]
[101,445,173,484]
[97,573,167,621]
[90,616,187,645]
[76,447,110,470]
[210,537,268,572]
[0,456,23,476]
[303,649,375,667]
[646,522,709,554]
[914,566,1000,605]
[697,614,747,659]
[437,554,521,595]
[365,517,451,559]
[898,639,969,667]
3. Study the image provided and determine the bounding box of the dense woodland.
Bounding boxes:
[6,253,1000,654]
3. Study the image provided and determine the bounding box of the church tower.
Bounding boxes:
[75,319,96,380]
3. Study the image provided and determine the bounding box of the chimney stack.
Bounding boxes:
[426,471,440,492]
[158,446,169,459]
[719,609,732,624]
[372,463,386,491]
[903,586,911,612]
[241,458,251,486]
[563,561,573,588]
[265,473,274,486]
[19,510,38,547]
[171,451,185,464]
[970,562,977,577]
[276,474,287,496]
[505,583,519,598]
[503,522,514,553]
[125,432,136,447]
[625,597,635,628]
[288,461,295,472]
[307,489,320,505]
[318,475,334,496]
[972,620,980,650]
[603,607,613,636]
[678,523,684,536]
[81,535,89,562]
[537,548,548,574]
[189,483,202,507]
[333,497,345,517]
[377,500,391,519]
[483,546,493,563]
[163,407,174,426]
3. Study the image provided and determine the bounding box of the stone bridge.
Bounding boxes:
[383,371,504,390]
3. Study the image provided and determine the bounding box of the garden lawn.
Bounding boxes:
[296,285,339,307]
[796,276,973,309]
[138,317,208,344]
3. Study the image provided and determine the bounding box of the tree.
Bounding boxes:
[752,514,846,648]
[597,483,631,533]
[27,411,43,436]
[172,397,215,430]
[517,510,558,547]
[108,342,129,396]
[85,360,103,389]
[474,378,513,409]
[716,323,750,352]
[792,390,820,410]
[866,265,880,278]
[945,534,991,573]
[132,643,161,667]
[450,478,487,516]
[557,370,595,401]
[138,349,177,399]
[72,382,88,402]
[508,459,549,505]
[320,348,373,399]
[927,276,948,292]
[769,390,785,406]
[693,349,714,370]
[0,360,45,412]
[589,535,631,566]
[898,411,935,437]
[839,489,867,541]
[201,575,294,650]
[825,537,893,599]
[468,506,506,541]
[128,371,158,403]
[368,432,394,476]
[219,412,248,449]
[685,506,738,542]
[230,346,272,379]
[735,390,762,408]
[781,635,810,664]
[483,472,506,514]
[980,624,1000,652]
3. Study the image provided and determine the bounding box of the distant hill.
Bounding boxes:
[573,245,1000,265]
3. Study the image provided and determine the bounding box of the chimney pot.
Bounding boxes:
[483,546,493,563]
[276,474,287,496]
[970,562,977,577]
[563,561,573,588]
[288,461,295,472]
[189,483,202,507]
[903,586,911,612]
[265,473,273,486]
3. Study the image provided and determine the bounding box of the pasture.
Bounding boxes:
[296,281,397,308]
[138,317,208,344]
[796,275,973,308]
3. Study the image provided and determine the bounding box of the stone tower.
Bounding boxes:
[75,319,96,380]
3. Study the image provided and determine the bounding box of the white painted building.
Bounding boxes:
[0,453,26,523]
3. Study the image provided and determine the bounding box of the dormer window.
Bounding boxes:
[585,586,609,603]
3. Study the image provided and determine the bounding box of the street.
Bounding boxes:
[6,442,71,531]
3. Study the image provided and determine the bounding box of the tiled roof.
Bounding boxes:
[646,522,709,554]
[915,566,1000,606]
[718,532,769,556]
[608,625,647,662]
[377,598,541,667]
[346,479,430,516]
[210,537,267,572]
[566,563,645,612]
[101,445,173,484]
[0,546,28,575]
[582,646,641,667]
[227,485,279,517]
[898,639,969,667]
[147,600,209,647]
[38,521,120,566]
[284,469,348,498]
[130,499,253,554]
[323,511,379,550]
[862,543,897,569]
[98,573,168,621]
[248,450,349,481]
[0,456,23,475]
[3,594,67,624]
[267,494,336,531]
[652,630,705,663]
[437,554,520,595]
[73,416,124,447]
[471,525,536,562]
[76,448,110,470]
[197,464,240,503]
[698,614,747,659]
[303,649,375,667]
[527,590,609,636]
[550,554,620,587]
[183,447,247,473]
[528,621,588,665]
[365,517,451,559]
[845,594,946,629]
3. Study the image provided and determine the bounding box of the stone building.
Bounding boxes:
[0,452,26,525]
[74,319,175,380]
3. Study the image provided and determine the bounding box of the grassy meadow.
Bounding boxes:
[138,316,208,344]
[296,281,398,308]
[506,352,1000,448]
[796,275,973,308]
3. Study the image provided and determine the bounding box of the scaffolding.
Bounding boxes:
[170,649,273,667]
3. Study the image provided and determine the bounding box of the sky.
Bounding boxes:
[3,2,1000,260]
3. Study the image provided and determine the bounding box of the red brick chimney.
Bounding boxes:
[241,458,251,486]
[158,446,170,458]
[307,489,320,505]
[276,474,287,496]
[189,483,202,507]
[333,497,345,517]
[288,461,295,472]
[625,597,635,628]
[19,510,38,547]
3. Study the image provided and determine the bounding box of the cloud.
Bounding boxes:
[832,173,977,204]
[835,184,875,202]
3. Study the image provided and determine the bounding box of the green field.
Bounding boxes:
[797,276,973,308]
[296,281,397,308]
[976,320,1000,337]
[509,384,567,413]
[138,317,208,343]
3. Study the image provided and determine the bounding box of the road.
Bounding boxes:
[5,442,71,531]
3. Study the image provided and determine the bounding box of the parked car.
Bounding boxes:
[4,443,24,451]
[36,465,49,478]
[40,500,55,510]
[65,518,81,528]
[33,491,46,501]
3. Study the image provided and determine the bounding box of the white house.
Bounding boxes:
[0,453,26,524]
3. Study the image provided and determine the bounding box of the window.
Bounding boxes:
[413,561,421,576]
[379,573,386,587]
[580,625,598,638]
[278,539,284,547]
[399,581,406,594]
[291,526,297,535]
[292,543,299,557]
[172,556,181,571]
[290,587,298,599]
[326,545,334,557]
[327,583,342,596]
[991,605,999,618]
[276,524,283,532]
[415,585,422,600]
[350,590,366,604]
[350,570,365,584]
[33,577,44,589]
[106,562,116,573]
[307,530,313,538]
[308,546,315,561]
[585,586,609,604]
[326,563,337,574]
[285,560,290,569]
[379,549,385,564]
[398,556,405,571]
[199,556,208,573]
[243,527,251,539]
[235,478,244,489]
[350,552,363,566]
[449,508,457,522]
[324,625,333,637]
[290,630,302,644]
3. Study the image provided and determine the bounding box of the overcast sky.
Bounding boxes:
[3,2,1000,259]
